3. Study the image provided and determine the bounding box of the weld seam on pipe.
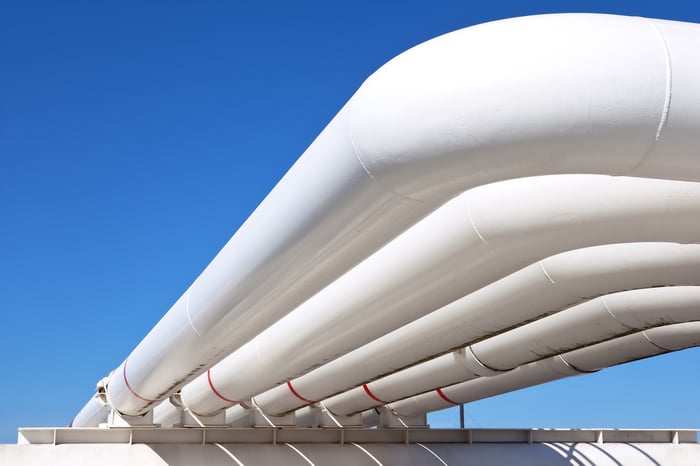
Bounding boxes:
[463,346,509,376]
[122,359,158,404]
[362,384,389,404]
[554,355,593,374]
[286,381,317,404]
[641,17,673,142]
[626,17,674,173]
[435,388,461,406]
[599,296,635,330]
[558,354,607,374]
[347,110,423,205]
[184,291,201,337]
[465,193,488,245]
[207,369,240,404]
[538,261,557,285]
[641,329,677,352]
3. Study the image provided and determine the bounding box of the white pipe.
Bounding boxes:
[179,176,700,416]
[224,404,253,427]
[322,286,700,415]
[389,322,700,419]
[469,286,700,370]
[103,14,700,416]
[251,243,700,416]
[151,397,184,428]
[387,357,586,421]
[69,395,109,429]
[69,378,109,428]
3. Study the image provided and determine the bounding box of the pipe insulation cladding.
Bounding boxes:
[388,322,700,419]
[179,175,700,416]
[320,286,700,416]
[97,13,700,417]
[249,242,700,417]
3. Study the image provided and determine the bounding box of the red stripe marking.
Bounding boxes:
[362,384,388,404]
[207,369,239,403]
[286,381,316,403]
[436,388,460,406]
[123,359,157,403]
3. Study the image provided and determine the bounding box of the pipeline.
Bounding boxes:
[70,13,700,418]
[179,176,700,416]
[321,286,700,416]
[388,322,700,419]
[250,243,700,416]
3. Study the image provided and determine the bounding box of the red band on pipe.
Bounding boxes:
[123,359,158,403]
[286,381,316,403]
[435,388,460,406]
[207,369,240,403]
[362,384,389,404]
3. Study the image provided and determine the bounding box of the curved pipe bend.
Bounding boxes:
[250,242,700,417]
[181,175,700,417]
[322,286,700,416]
[389,322,700,419]
[103,14,700,416]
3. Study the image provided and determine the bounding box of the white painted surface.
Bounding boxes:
[324,289,700,415]
[5,428,699,465]
[101,14,700,417]
[180,176,700,416]
[390,323,700,418]
[253,243,700,416]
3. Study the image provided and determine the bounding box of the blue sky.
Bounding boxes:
[1,1,699,443]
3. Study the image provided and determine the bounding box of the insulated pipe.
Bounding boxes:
[179,176,700,416]
[322,286,700,415]
[252,243,700,416]
[69,394,109,429]
[389,322,700,419]
[224,404,253,428]
[69,378,110,428]
[469,286,700,370]
[387,357,586,422]
[151,397,183,429]
[104,14,700,416]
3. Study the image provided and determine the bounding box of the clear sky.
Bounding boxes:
[2,1,699,444]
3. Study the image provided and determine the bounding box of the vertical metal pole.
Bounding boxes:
[459,404,465,429]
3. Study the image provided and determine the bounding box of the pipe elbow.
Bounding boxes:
[349,14,682,201]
